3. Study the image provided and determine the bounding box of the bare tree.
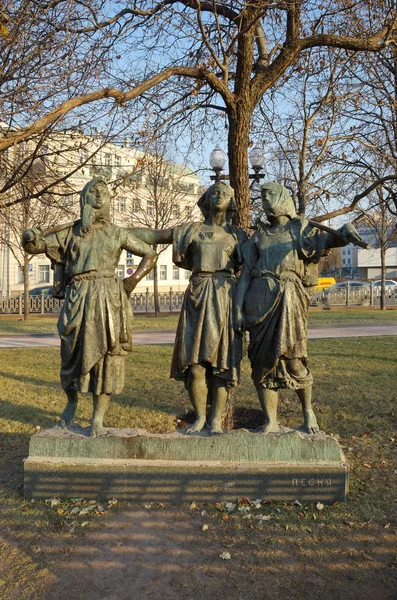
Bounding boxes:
[355,196,397,309]
[0,188,70,318]
[116,146,199,315]
[1,2,397,228]
[320,247,343,278]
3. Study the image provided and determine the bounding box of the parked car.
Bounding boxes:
[372,280,397,295]
[322,280,371,306]
[28,286,54,297]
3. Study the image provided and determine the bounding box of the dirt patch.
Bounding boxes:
[1,505,396,600]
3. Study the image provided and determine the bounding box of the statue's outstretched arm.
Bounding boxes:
[130,227,174,245]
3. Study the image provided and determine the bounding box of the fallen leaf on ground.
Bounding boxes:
[238,506,250,515]
[202,524,209,531]
[225,502,236,512]
[316,502,324,511]
[219,552,231,560]
[251,499,262,509]
[79,505,95,515]
[189,501,197,510]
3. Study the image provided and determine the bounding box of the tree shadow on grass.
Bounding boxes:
[0,370,60,390]
[0,398,60,430]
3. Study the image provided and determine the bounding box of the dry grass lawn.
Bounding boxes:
[0,337,396,599]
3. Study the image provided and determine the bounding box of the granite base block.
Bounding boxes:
[24,426,349,503]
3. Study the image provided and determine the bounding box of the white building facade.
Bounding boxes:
[0,133,201,296]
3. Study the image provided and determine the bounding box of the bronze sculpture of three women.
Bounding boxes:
[23,177,363,436]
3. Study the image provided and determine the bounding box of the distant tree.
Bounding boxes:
[320,248,343,278]
[119,146,199,315]
[355,197,397,309]
[0,187,68,318]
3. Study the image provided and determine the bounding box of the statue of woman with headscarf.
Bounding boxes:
[22,177,156,436]
[133,181,247,434]
[235,182,363,435]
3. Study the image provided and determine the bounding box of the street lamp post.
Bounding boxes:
[209,147,227,181]
[248,144,266,184]
[209,144,266,184]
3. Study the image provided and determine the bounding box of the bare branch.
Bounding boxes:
[314,175,397,222]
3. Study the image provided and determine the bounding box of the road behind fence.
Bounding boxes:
[0,288,186,315]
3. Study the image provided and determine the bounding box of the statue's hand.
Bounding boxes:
[123,273,139,296]
[234,306,245,333]
[22,227,42,245]
[337,223,363,246]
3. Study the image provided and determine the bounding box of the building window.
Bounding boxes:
[146,269,154,280]
[38,264,50,283]
[147,200,155,216]
[115,197,126,212]
[185,206,192,219]
[173,266,179,280]
[104,152,112,166]
[172,205,180,219]
[131,197,140,212]
[115,155,121,167]
[17,266,24,284]
[115,265,125,279]
[160,265,167,280]
[184,270,191,280]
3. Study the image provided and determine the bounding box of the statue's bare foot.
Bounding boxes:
[56,402,77,429]
[186,418,206,434]
[259,421,280,434]
[210,420,224,435]
[90,423,107,438]
[303,410,319,434]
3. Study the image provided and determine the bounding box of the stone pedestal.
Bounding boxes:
[24,426,349,503]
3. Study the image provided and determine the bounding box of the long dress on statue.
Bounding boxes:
[171,221,246,386]
[41,221,151,395]
[242,217,332,390]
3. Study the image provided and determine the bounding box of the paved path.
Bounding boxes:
[0,322,397,348]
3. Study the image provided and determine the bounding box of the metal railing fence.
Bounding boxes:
[0,288,186,314]
[310,282,397,307]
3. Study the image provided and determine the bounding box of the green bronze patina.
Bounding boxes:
[133,182,246,435]
[22,177,156,437]
[235,182,364,434]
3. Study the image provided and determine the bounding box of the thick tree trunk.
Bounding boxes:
[222,388,235,431]
[23,255,30,320]
[228,110,253,231]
